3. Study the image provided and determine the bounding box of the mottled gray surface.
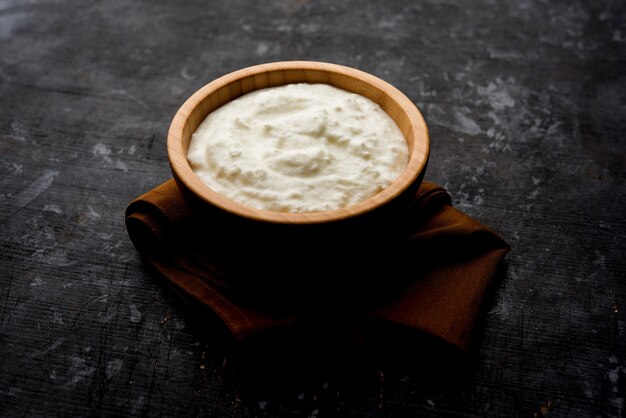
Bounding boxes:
[1,0,625,416]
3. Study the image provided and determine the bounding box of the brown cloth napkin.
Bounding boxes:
[125,180,509,353]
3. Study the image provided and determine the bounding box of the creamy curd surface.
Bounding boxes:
[187,83,408,213]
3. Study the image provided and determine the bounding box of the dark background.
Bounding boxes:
[1,0,625,416]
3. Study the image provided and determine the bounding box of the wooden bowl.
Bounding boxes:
[167,61,429,225]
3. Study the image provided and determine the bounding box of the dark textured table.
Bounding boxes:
[1,0,625,416]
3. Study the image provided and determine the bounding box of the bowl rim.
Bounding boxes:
[167,60,430,224]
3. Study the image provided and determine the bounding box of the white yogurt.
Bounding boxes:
[187,83,408,213]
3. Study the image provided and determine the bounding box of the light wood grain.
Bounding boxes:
[168,61,430,224]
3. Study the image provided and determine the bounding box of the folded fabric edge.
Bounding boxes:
[125,212,293,341]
